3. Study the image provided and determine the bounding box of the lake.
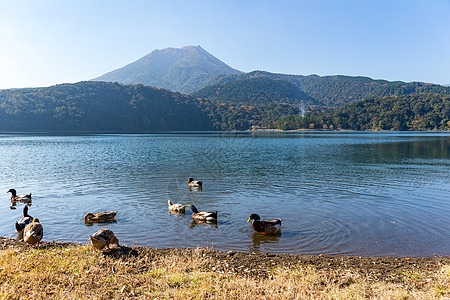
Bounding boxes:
[0,131,449,257]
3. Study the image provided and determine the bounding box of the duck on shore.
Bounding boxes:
[7,189,32,202]
[247,214,281,234]
[84,211,117,223]
[15,205,33,234]
[187,204,217,223]
[24,218,43,247]
[89,228,119,251]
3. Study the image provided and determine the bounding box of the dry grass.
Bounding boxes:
[0,244,449,299]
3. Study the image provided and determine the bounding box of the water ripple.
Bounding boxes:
[0,132,449,257]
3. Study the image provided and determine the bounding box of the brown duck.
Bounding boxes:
[89,228,119,251]
[7,189,32,202]
[187,178,202,188]
[24,218,43,247]
[84,211,117,223]
[168,200,186,213]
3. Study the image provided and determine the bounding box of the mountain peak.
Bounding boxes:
[93,46,242,93]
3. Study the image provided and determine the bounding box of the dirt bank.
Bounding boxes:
[2,236,448,283]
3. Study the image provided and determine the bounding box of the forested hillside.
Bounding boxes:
[197,101,300,131]
[0,82,214,131]
[192,77,318,106]
[274,94,450,131]
[205,71,450,107]
[0,82,448,132]
[329,94,450,131]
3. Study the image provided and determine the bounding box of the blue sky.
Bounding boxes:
[1,0,449,89]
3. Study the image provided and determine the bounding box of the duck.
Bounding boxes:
[15,205,33,233]
[187,178,202,188]
[247,214,281,234]
[84,211,117,223]
[168,199,186,213]
[24,218,43,247]
[89,228,119,251]
[187,204,218,223]
[7,189,32,202]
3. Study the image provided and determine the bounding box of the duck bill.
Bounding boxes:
[247,217,251,223]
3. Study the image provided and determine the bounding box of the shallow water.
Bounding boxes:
[0,131,449,256]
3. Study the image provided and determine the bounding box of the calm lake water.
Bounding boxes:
[0,132,449,257]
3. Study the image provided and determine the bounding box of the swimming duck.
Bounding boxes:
[7,189,32,202]
[15,205,33,233]
[168,199,186,213]
[187,178,202,188]
[187,204,217,223]
[89,228,119,251]
[24,218,43,247]
[247,214,281,234]
[84,211,117,223]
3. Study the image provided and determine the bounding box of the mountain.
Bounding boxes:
[93,46,449,107]
[0,81,214,132]
[204,71,450,107]
[93,46,242,94]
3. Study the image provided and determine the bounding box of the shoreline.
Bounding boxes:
[2,236,448,279]
[2,236,450,298]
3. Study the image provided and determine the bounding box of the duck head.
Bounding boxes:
[187,204,199,213]
[247,214,261,222]
[84,213,95,222]
[7,189,17,196]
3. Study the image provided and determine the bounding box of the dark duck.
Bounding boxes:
[15,205,33,233]
[247,214,281,234]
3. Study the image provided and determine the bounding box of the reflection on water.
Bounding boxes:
[0,132,449,257]
[249,232,281,252]
[10,200,32,210]
[83,220,117,227]
[188,221,219,229]
[188,186,203,191]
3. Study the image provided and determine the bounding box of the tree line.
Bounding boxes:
[274,94,450,131]
[0,82,448,132]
